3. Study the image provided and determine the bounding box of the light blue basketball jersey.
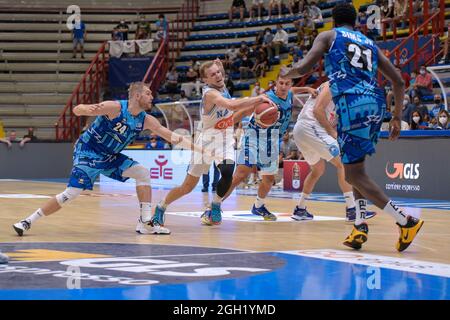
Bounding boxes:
[248,89,294,137]
[325,27,384,99]
[79,100,146,155]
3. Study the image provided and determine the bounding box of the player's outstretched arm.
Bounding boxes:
[205,90,274,112]
[377,47,405,140]
[233,105,255,124]
[280,30,334,79]
[312,82,337,139]
[291,86,318,97]
[73,100,121,118]
[144,115,205,155]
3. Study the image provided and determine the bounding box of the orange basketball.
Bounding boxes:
[254,102,279,128]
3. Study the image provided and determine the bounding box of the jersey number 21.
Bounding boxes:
[347,43,373,72]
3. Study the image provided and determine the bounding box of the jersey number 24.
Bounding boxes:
[113,122,128,134]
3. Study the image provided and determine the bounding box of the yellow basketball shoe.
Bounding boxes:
[343,223,368,250]
[396,216,424,252]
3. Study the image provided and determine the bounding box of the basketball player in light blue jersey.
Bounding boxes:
[13,82,199,236]
[281,3,423,251]
[222,74,317,220]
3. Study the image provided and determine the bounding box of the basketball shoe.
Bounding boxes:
[343,223,368,250]
[13,219,31,236]
[396,216,424,252]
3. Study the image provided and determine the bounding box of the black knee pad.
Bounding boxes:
[216,161,235,197]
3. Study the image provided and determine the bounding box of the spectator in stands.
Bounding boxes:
[145,134,168,150]
[225,74,235,96]
[116,20,129,41]
[238,41,250,58]
[251,82,264,97]
[229,0,246,23]
[381,0,394,19]
[267,0,284,20]
[279,131,299,168]
[111,27,122,41]
[136,15,151,40]
[439,22,450,64]
[430,94,445,119]
[202,163,220,192]
[409,110,428,130]
[154,26,166,44]
[411,95,429,119]
[393,66,410,89]
[411,65,433,99]
[186,67,199,83]
[225,44,239,69]
[239,55,254,82]
[20,127,37,147]
[271,24,289,59]
[165,65,179,99]
[307,1,323,24]
[255,30,265,47]
[434,109,449,130]
[249,0,265,22]
[288,0,304,16]
[155,14,168,34]
[72,15,86,59]
[263,27,274,60]
[252,46,269,77]
[394,0,408,29]
[400,95,414,123]
[181,67,201,98]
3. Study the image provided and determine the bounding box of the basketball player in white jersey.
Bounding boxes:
[291,81,376,222]
[151,59,274,227]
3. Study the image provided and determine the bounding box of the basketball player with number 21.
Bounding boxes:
[222,72,317,221]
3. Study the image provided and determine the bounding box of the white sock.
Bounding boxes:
[298,193,309,209]
[159,200,167,209]
[140,202,152,222]
[26,208,44,224]
[383,200,408,226]
[213,193,222,205]
[355,199,367,225]
[254,196,265,208]
[343,192,356,208]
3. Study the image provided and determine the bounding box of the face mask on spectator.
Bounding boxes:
[151,142,157,148]
[403,99,409,106]
[420,69,426,75]
[439,116,448,125]
[413,116,420,124]
[435,99,441,104]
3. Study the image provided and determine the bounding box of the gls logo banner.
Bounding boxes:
[385,162,420,180]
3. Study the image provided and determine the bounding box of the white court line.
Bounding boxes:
[280,249,450,278]
[167,210,345,222]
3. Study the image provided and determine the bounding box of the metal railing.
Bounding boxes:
[55,41,107,141]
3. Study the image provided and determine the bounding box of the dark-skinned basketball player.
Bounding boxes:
[281,3,424,251]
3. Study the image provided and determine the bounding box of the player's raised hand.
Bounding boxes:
[389,117,401,141]
[307,87,318,97]
[279,66,291,78]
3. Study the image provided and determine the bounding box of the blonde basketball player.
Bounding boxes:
[151,59,275,228]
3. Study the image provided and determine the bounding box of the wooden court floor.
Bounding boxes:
[1,180,449,264]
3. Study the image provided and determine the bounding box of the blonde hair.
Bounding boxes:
[128,82,149,98]
[199,61,216,79]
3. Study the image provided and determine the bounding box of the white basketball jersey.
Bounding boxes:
[297,84,337,127]
[200,85,234,131]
